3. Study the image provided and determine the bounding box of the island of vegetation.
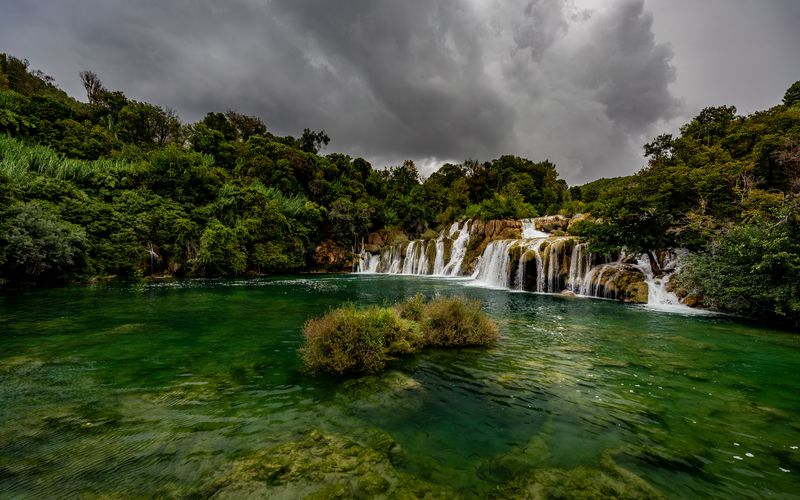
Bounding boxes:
[300,295,499,375]
[0,53,798,327]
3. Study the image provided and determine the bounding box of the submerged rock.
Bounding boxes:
[337,371,428,417]
[494,463,664,499]
[197,428,456,499]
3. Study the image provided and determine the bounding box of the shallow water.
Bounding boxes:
[1,275,798,498]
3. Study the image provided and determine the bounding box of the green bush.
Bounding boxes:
[300,305,422,375]
[419,296,500,347]
[300,295,498,376]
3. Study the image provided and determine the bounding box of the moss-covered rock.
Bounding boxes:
[494,452,664,499]
[198,429,457,499]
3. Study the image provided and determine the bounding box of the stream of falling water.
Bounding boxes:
[357,221,698,309]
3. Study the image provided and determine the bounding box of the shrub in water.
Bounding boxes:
[300,304,422,375]
[301,295,498,376]
[420,296,500,347]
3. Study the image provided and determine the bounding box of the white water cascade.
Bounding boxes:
[521,219,550,239]
[442,220,471,276]
[635,253,684,309]
[356,217,691,309]
[471,240,517,288]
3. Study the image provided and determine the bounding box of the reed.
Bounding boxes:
[0,134,131,181]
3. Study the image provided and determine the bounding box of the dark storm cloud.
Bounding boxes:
[7,0,790,183]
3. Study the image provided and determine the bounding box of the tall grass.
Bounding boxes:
[0,134,131,181]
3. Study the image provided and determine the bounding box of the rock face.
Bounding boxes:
[567,213,592,232]
[367,229,408,248]
[582,263,649,303]
[474,219,523,240]
[534,215,570,233]
[314,240,351,270]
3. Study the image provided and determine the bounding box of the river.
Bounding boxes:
[1,275,798,497]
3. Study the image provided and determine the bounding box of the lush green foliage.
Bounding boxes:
[300,295,499,375]
[2,52,799,326]
[569,87,800,321]
[674,196,800,326]
[0,53,568,284]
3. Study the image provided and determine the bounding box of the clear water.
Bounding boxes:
[1,275,798,498]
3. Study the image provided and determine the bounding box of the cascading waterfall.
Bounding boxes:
[402,241,418,274]
[635,253,683,308]
[471,240,517,288]
[521,219,550,239]
[432,235,447,275]
[442,220,471,276]
[566,243,591,292]
[355,217,689,307]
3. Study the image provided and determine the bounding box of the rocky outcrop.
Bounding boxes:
[534,215,569,233]
[366,229,408,248]
[314,240,351,270]
[583,263,649,303]
[473,219,523,240]
[567,213,592,233]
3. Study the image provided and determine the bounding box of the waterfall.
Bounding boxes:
[442,220,471,276]
[567,243,591,292]
[635,253,683,307]
[472,240,517,288]
[521,219,550,239]
[432,234,447,275]
[402,241,418,274]
[547,240,561,292]
[357,245,380,273]
[354,218,691,308]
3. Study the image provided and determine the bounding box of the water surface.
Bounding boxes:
[1,275,798,498]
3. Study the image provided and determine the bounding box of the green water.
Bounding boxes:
[1,275,799,498]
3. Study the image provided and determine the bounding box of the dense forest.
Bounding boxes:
[1,54,798,326]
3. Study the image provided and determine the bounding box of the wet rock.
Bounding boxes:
[363,244,381,254]
[421,229,439,240]
[534,215,569,233]
[200,428,456,499]
[567,213,592,233]
[367,229,408,248]
[560,290,577,298]
[682,294,701,307]
[494,455,664,499]
[338,371,428,417]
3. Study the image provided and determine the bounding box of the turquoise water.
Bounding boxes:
[1,275,799,498]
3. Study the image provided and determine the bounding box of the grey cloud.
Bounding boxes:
[0,0,717,183]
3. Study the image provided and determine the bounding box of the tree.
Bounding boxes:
[225,110,267,141]
[79,70,106,105]
[0,201,86,281]
[300,128,330,154]
[329,196,371,243]
[783,80,800,108]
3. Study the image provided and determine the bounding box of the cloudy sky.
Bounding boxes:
[1,0,798,184]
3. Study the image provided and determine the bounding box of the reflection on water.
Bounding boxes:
[1,275,799,498]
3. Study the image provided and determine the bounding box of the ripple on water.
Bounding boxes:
[1,275,799,498]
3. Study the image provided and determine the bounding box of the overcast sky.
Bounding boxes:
[1,0,798,184]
